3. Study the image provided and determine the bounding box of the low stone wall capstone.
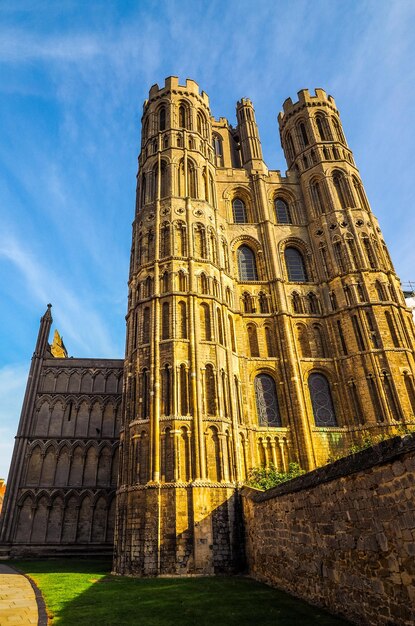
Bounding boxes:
[241,434,415,626]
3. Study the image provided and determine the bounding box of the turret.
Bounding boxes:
[236,98,266,172]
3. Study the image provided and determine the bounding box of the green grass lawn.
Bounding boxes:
[13,558,350,625]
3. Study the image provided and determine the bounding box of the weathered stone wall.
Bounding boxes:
[242,434,415,626]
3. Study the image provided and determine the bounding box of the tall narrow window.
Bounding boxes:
[353,176,368,209]
[234,376,242,423]
[382,371,401,421]
[275,198,292,224]
[213,134,223,166]
[365,310,379,348]
[333,172,348,209]
[346,237,358,270]
[308,373,337,426]
[265,326,276,357]
[238,246,258,281]
[285,132,295,164]
[337,320,347,354]
[221,370,228,416]
[228,315,236,352]
[319,244,329,278]
[333,241,346,273]
[200,273,209,294]
[142,369,149,418]
[178,270,187,291]
[140,174,147,208]
[292,292,302,313]
[385,311,400,347]
[178,301,187,339]
[362,236,376,269]
[205,364,217,415]
[162,365,171,415]
[352,315,365,351]
[233,198,247,223]
[200,303,211,341]
[259,292,269,313]
[159,107,166,131]
[404,373,415,414]
[162,302,170,340]
[217,308,224,345]
[308,292,319,314]
[247,324,260,357]
[180,365,188,415]
[254,374,281,427]
[313,325,327,357]
[160,161,168,197]
[285,247,307,282]
[161,271,169,293]
[179,104,187,129]
[316,115,330,141]
[349,379,364,424]
[333,118,345,143]
[367,375,384,422]
[177,223,187,256]
[375,280,385,301]
[310,180,325,214]
[187,160,197,198]
[297,324,311,358]
[299,122,309,146]
[142,307,150,344]
[194,225,206,258]
[242,292,254,313]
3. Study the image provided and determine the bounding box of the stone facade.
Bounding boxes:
[2,77,415,576]
[113,77,415,576]
[242,433,415,626]
[0,306,123,556]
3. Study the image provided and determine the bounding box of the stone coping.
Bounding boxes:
[241,433,415,503]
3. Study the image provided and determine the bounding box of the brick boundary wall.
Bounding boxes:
[241,434,415,626]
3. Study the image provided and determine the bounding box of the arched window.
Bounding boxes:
[160,161,168,197]
[176,223,187,256]
[141,369,149,418]
[332,118,345,143]
[275,198,292,224]
[404,372,415,414]
[316,115,331,141]
[238,246,258,281]
[233,198,247,223]
[162,302,170,340]
[308,292,320,314]
[285,132,295,163]
[297,324,311,357]
[200,273,209,294]
[197,111,205,136]
[362,235,376,269]
[332,171,349,209]
[200,303,211,341]
[345,236,358,270]
[259,292,269,313]
[180,365,188,415]
[178,270,187,291]
[299,122,309,146]
[349,378,364,424]
[242,291,254,313]
[352,177,368,209]
[205,364,217,415]
[217,308,224,345]
[213,133,223,167]
[375,280,385,301]
[254,374,282,427]
[178,301,187,339]
[385,311,400,347]
[310,180,325,214]
[194,225,206,258]
[160,222,170,257]
[292,292,302,313]
[142,307,150,343]
[247,324,260,357]
[382,371,401,421]
[140,174,148,210]
[162,365,171,415]
[161,271,169,293]
[308,373,337,426]
[265,326,276,357]
[179,104,187,129]
[313,325,327,357]
[187,160,197,198]
[285,247,307,282]
[333,240,346,273]
[228,315,236,352]
[159,107,166,131]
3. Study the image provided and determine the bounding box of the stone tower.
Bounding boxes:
[113,78,415,576]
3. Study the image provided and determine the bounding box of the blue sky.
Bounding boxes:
[1,0,415,478]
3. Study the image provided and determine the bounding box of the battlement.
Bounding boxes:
[278,88,337,125]
[237,98,254,108]
[145,76,210,108]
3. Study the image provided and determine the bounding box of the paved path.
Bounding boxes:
[0,564,39,625]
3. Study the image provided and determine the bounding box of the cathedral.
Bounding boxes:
[1,77,415,575]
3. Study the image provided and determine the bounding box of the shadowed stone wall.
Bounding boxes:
[242,434,415,626]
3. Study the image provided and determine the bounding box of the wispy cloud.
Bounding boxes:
[0,232,120,357]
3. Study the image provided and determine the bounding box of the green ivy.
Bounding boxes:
[246,462,305,491]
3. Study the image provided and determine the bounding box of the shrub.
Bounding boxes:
[246,462,305,490]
